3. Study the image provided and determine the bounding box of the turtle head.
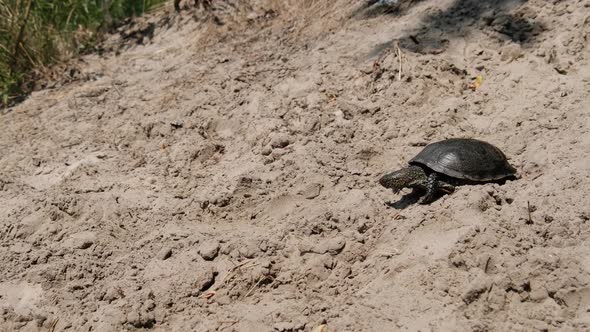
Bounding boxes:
[379,165,427,193]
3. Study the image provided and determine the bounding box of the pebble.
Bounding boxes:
[104,286,122,303]
[212,195,231,207]
[299,183,322,199]
[238,240,260,258]
[300,237,346,255]
[529,280,549,302]
[69,231,96,249]
[156,247,172,260]
[194,267,216,291]
[273,321,305,332]
[500,44,523,62]
[199,241,220,260]
[270,134,291,149]
[126,310,155,328]
[462,275,492,304]
[261,145,273,156]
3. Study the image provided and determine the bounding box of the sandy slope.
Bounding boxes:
[0,0,589,331]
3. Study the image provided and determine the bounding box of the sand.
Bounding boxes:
[1,0,589,331]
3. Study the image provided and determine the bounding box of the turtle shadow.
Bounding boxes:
[384,176,517,209]
[386,194,420,209]
[385,188,442,209]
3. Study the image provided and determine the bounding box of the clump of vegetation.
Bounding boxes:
[0,0,166,108]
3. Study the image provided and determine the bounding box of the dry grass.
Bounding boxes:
[0,0,167,109]
[189,0,352,52]
[0,0,354,109]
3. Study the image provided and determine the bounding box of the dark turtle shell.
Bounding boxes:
[409,138,517,182]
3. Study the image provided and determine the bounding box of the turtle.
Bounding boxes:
[379,138,517,204]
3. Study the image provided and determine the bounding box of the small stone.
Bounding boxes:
[215,294,231,305]
[212,194,231,207]
[126,310,155,328]
[194,267,216,292]
[529,281,549,302]
[554,64,568,75]
[359,62,374,74]
[300,237,346,255]
[500,44,523,62]
[104,286,122,303]
[530,287,548,302]
[299,183,322,199]
[270,134,291,149]
[324,237,346,254]
[261,146,272,156]
[462,274,492,304]
[238,240,260,258]
[220,242,234,255]
[156,247,172,260]
[199,241,220,260]
[126,311,140,326]
[69,231,96,249]
[35,314,47,327]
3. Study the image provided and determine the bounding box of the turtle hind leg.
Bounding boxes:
[419,173,455,204]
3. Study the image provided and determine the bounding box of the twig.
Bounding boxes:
[526,201,533,224]
[377,250,401,258]
[49,318,59,332]
[229,259,257,271]
[486,282,496,301]
[395,42,403,81]
[200,260,259,299]
[111,81,122,96]
[484,256,491,273]
[60,142,81,149]
[254,67,297,75]
[219,320,239,326]
[244,276,265,298]
[409,218,426,233]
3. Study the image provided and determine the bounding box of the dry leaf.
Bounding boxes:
[312,324,327,332]
[468,75,484,91]
[201,291,216,299]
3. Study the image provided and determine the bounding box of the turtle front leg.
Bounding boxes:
[438,180,455,194]
[419,173,455,204]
